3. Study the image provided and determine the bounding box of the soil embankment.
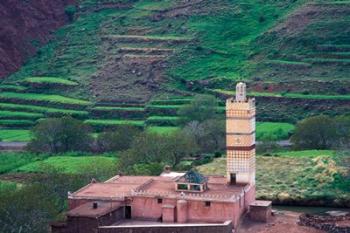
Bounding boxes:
[0,0,75,78]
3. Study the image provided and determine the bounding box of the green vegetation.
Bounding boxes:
[147,126,180,134]
[270,150,335,157]
[0,92,91,107]
[0,119,35,127]
[198,150,349,206]
[0,181,18,192]
[0,103,88,118]
[0,130,32,142]
[29,117,93,153]
[0,110,43,119]
[85,119,145,127]
[291,115,350,149]
[256,122,295,141]
[15,156,117,174]
[0,152,45,174]
[21,77,78,86]
[146,116,181,126]
[0,84,26,92]
[169,0,304,81]
[212,89,350,101]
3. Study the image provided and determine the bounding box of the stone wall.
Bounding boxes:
[98,221,233,233]
[299,213,350,233]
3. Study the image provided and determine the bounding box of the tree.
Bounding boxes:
[334,115,350,147]
[28,116,93,153]
[97,125,141,152]
[118,131,198,174]
[64,5,77,22]
[183,118,225,153]
[291,115,337,149]
[178,94,219,123]
[0,184,56,233]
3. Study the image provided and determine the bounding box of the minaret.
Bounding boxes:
[226,82,256,185]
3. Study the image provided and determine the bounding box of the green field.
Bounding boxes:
[15,156,118,174]
[0,0,348,130]
[212,89,350,101]
[85,119,145,127]
[0,103,88,117]
[198,150,349,206]
[0,130,32,142]
[0,152,46,174]
[21,77,78,86]
[0,121,293,142]
[147,126,180,134]
[256,122,295,141]
[0,110,43,119]
[0,92,91,107]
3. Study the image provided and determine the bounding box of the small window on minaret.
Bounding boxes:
[157,198,163,204]
[205,201,211,207]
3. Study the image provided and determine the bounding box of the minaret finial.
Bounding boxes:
[235,82,246,102]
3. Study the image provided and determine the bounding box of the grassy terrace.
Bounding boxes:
[0,130,32,142]
[198,150,349,205]
[15,156,118,174]
[0,120,35,127]
[0,111,43,119]
[256,122,295,141]
[149,98,193,105]
[212,89,350,101]
[21,77,78,86]
[0,84,26,92]
[85,119,145,128]
[146,126,180,134]
[92,106,144,111]
[0,92,91,107]
[146,116,181,126]
[0,103,88,118]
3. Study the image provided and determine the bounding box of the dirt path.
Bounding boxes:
[238,211,325,233]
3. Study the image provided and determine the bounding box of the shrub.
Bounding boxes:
[291,115,337,149]
[28,116,93,153]
[97,125,141,152]
[178,94,219,124]
[65,5,77,22]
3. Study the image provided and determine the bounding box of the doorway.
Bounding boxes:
[125,206,131,219]
[230,173,236,185]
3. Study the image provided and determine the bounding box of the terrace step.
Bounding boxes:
[145,116,181,127]
[306,52,350,59]
[0,92,91,110]
[0,120,35,128]
[303,58,350,65]
[0,102,88,119]
[316,44,350,52]
[89,106,146,119]
[118,47,174,55]
[145,105,181,116]
[122,54,168,60]
[84,119,145,131]
[102,35,191,44]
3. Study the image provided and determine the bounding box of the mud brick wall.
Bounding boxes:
[98,222,232,233]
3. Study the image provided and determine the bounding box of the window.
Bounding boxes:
[190,184,201,191]
[157,198,163,204]
[205,201,211,207]
[177,184,188,190]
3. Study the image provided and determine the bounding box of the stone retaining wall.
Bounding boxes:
[299,213,350,233]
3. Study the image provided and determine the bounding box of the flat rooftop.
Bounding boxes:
[68,201,122,218]
[70,175,249,202]
[107,219,231,227]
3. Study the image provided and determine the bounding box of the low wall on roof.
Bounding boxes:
[98,221,232,233]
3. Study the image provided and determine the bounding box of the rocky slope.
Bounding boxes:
[0,0,74,78]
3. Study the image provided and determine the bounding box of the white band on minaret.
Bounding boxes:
[236,82,246,102]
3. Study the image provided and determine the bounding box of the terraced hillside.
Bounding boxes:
[0,0,349,132]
